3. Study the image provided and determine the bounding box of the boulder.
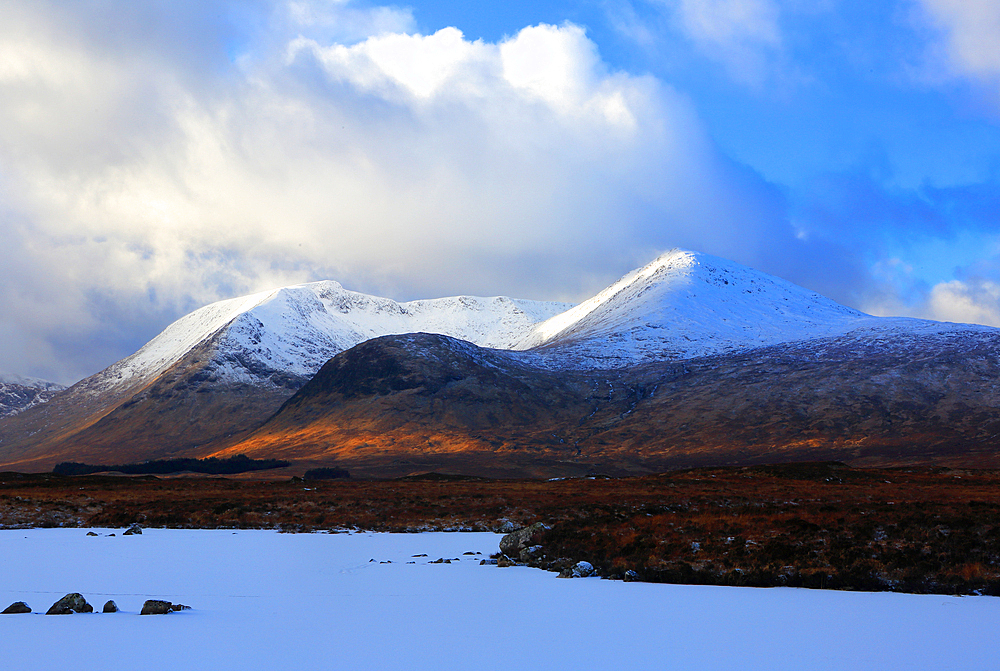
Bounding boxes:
[123,524,142,536]
[496,556,516,568]
[102,600,118,613]
[86,532,98,537]
[46,593,93,615]
[2,601,31,614]
[499,522,548,561]
[140,600,189,615]
[140,600,172,615]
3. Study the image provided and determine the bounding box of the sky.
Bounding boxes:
[1,0,999,385]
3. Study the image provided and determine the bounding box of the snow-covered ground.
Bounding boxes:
[2,529,996,670]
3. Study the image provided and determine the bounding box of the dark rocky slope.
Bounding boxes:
[213,329,1000,477]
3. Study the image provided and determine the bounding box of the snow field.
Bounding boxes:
[1,529,997,670]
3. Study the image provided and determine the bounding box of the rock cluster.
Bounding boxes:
[4,594,191,615]
[499,522,549,563]
[495,523,601,579]
[123,524,143,535]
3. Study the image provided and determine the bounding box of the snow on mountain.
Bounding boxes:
[91,281,573,392]
[517,249,988,368]
[80,247,996,394]
[0,374,66,418]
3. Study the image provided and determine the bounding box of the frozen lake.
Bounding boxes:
[2,528,997,670]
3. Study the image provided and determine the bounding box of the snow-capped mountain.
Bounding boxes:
[93,281,573,394]
[0,282,572,470]
[3,247,999,474]
[517,249,985,367]
[0,374,65,418]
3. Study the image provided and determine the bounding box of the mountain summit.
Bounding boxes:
[517,249,949,367]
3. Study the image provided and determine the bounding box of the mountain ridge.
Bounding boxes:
[2,248,998,474]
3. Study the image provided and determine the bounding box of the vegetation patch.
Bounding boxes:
[52,455,290,476]
[6,462,1000,595]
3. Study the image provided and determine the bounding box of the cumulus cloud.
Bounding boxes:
[916,0,1000,102]
[926,278,1000,326]
[0,0,818,383]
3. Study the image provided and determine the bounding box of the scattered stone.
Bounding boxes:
[46,593,93,615]
[108,533,115,537]
[480,558,498,565]
[86,532,98,537]
[102,600,118,613]
[2,601,31,614]
[123,524,142,535]
[462,551,476,555]
[496,556,516,568]
[170,603,191,612]
[499,522,548,561]
[412,554,428,558]
[429,557,451,564]
[623,570,639,582]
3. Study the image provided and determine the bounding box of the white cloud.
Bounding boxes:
[926,278,1000,326]
[654,0,783,85]
[916,0,1000,92]
[0,1,794,383]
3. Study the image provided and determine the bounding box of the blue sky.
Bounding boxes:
[0,0,999,383]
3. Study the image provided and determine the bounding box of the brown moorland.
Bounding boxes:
[3,462,1000,595]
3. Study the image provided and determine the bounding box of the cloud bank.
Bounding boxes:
[0,0,814,383]
[0,0,996,384]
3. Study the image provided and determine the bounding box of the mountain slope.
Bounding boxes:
[0,283,571,470]
[215,328,1000,477]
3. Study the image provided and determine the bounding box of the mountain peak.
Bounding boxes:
[516,249,875,366]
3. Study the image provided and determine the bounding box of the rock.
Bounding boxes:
[86,532,98,536]
[102,600,118,613]
[46,593,93,615]
[138,600,190,614]
[108,533,115,537]
[480,558,498,565]
[123,524,142,535]
[140,600,173,615]
[624,570,640,582]
[499,522,548,561]
[496,556,516,567]
[557,561,596,579]
[2,601,31,614]
[519,544,543,563]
